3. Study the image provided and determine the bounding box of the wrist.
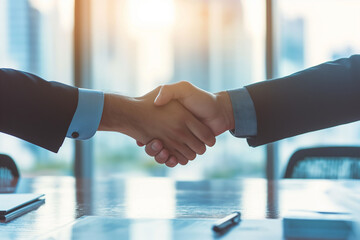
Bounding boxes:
[98,93,116,131]
[98,93,134,134]
[215,91,235,131]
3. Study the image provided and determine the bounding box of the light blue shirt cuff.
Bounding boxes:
[66,88,104,140]
[227,88,257,137]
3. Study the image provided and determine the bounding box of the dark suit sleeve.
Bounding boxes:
[0,68,78,152]
[245,55,360,147]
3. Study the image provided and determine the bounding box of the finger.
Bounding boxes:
[181,128,207,155]
[169,139,196,163]
[154,149,170,164]
[145,139,164,157]
[186,118,216,147]
[173,149,190,166]
[165,156,178,168]
[166,141,190,165]
[185,138,206,156]
[154,81,194,106]
[136,141,145,147]
[154,85,175,106]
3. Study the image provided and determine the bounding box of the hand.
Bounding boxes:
[98,86,216,167]
[136,139,179,167]
[155,81,235,135]
[141,81,235,163]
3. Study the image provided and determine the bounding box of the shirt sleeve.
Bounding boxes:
[227,87,257,137]
[66,88,104,140]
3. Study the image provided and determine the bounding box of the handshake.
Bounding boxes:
[98,81,235,167]
[96,55,359,161]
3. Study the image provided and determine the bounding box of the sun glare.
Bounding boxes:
[29,0,56,13]
[126,0,175,31]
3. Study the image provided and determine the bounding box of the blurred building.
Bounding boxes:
[2,0,359,178]
[0,0,73,175]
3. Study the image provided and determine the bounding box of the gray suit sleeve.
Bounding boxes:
[227,88,257,137]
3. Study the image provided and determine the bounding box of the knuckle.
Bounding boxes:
[184,150,196,161]
[165,155,178,168]
[175,153,187,165]
[145,146,156,157]
[166,161,176,168]
[179,159,189,165]
[178,81,191,89]
[178,157,187,165]
[189,152,196,161]
[205,134,216,146]
[178,80,187,86]
[155,155,166,164]
[197,144,206,155]
[160,149,170,163]
[161,84,169,91]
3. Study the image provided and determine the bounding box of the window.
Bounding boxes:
[5,0,357,179]
[275,0,360,176]
[0,0,74,176]
[91,0,266,179]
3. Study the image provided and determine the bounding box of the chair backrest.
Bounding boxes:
[284,146,360,179]
[0,154,20,192]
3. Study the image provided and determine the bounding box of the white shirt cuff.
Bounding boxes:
[227,87,257,137]
[66,88,104,140]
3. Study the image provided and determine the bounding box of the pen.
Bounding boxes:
[212,211,241,233]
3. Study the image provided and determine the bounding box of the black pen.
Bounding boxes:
[212,211,241,233]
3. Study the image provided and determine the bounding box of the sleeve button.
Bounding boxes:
[71,132,79,138]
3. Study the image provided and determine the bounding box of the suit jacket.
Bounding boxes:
[245,55,360,147]
[0,69,78,152]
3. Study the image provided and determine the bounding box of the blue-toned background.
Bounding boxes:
[0,0,359,179]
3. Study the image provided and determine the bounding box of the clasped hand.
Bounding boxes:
[99,82,234,167]
[137,82,235,167]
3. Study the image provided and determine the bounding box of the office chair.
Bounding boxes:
[284,146,360,179]
[0,154,20,192]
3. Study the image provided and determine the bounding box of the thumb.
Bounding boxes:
[154,81,192,106]
[154,84,177,106]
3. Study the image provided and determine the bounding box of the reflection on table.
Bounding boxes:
[0,177,357,239]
